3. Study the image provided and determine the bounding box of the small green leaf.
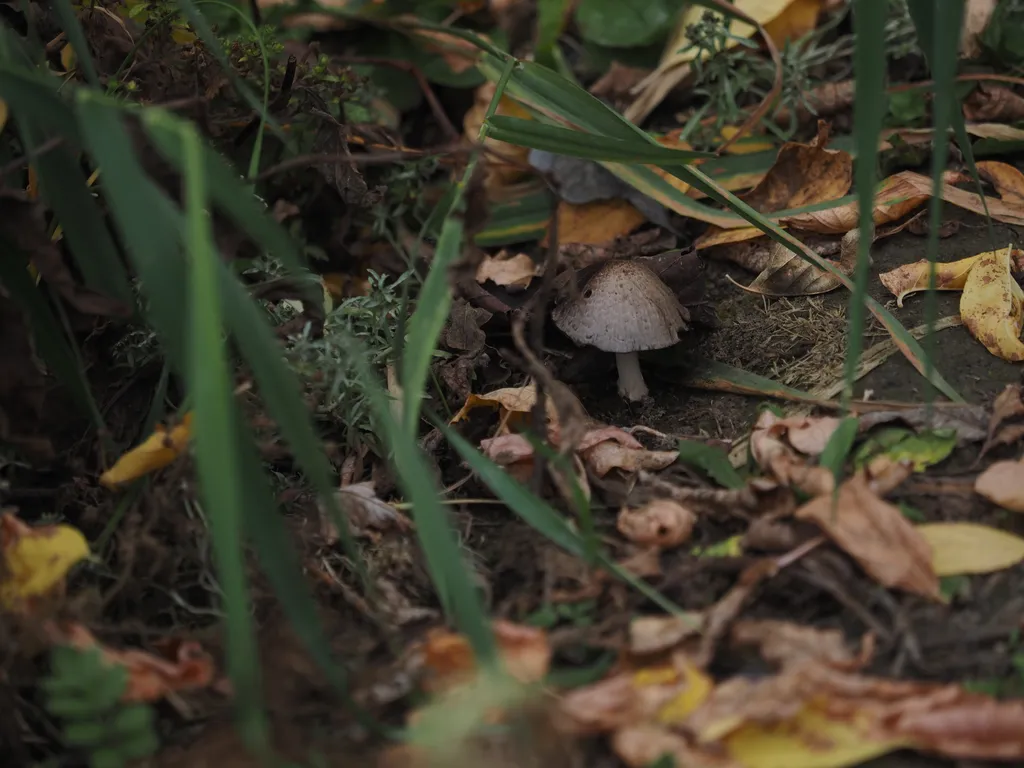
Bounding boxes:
[574,0,675,48]
[676,440,744,489]
[854,427,957,472]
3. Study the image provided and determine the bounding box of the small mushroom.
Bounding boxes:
[552,260,689,402]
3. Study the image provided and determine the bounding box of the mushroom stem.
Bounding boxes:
[615,351,649,402]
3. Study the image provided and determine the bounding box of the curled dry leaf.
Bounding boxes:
[51,622,216,703]
[981,383,1024,456]
[617,498,696,548]
[475,250,540,291]
[0,512,89,613]
[451,381,582,429]
[974,459,1024,513]
[319,481,412,543]
[421,620,551,695]
[749,410,836,495]
[730,619,868,670]
[959,245,1024,362]
[917,521,1024,576]
[878,251,1008,307]
[99,412,192,489]
[964,83,1024,123]
[976,160,1024,205]
[696,121,852,250]
[795,468,940,600]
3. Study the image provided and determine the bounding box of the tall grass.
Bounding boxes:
[0,0,972,763]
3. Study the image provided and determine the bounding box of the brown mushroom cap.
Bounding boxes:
[552,260,689,353]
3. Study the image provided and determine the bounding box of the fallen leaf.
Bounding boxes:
[0,513,89,613]
[977,160,1024,205]
[730,619,867,669]
[734,228,858,297]
[975,459,1024,512]
[964,83,1024,123]
[749,410,836,495]
[99,412,193,489]
[421,619,551,694]
[795,469,940,599]
[617,499,696,548]
[857,404,989,444]
[981,384,1024,456]
[549,199,647,246]
[475,250,540,290]
[879,252,993,307]
[583,440,679,477]
[697,121,852,250]
[960,0,998,58]
[917,521,1024,576]
[959,244,1024,361]
[464,82,532,192]
[852,427,957,472]
[52,622,216,703]
[318,482,412,543]
[629,614,704,655]
[399,18,483,74]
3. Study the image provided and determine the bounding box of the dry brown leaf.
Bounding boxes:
[977,160,1024,205]
[399,18,483,74]
[550,199,647,246]
[255,0,354,30]
[959,245,1024,361]
[464,82,532,192]
[964,83,1024,123]
[879,253,988,307]
[319,482,412,543]
[612,723,737,768]
[981,384,1024,456]
[617,499,696,548]
[749,410,836,495]
[589,62,652,110]
[696,121,852,250]
[421,620,551,695]
[475,251,539,290]
[975,459,1024,513]
[451,381,582,429]
[734,228,859,296]
[795,469,940,599]
[629,614,704,655]
[583,441,678,477]
[730,619,869,669]
[960,0,998,57]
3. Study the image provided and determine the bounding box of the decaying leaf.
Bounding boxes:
[879,252,998,307]
[475,251,540,290]
[749,410,837,495]
[0,512,89,613]
[49,622,216,703]
[697,121,852,250]
[628,614,703,655]
[981,384,1024,456]
[318,481,412,543]
[732,228,859,297]
[977,160,1024,205]
[451,382,566,427]
[617,498,696,548]
[917,521,1024,576]
[975,459,1024,513]
[964,83,1024,123]
[959,245,1024,361]
[795,466,940,599]
[99,412,193,489]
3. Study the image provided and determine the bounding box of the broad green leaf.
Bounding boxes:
[676,440,744,489]
[574,0,675,48]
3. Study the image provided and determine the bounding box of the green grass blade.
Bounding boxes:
[676,441,744,490]
[905,0,968,408]
[485,116,713,162]
[819,416,858,479]
[535,0,570,68]
[844,0,888,408]
[0,236,105,430]
[349,351,495,662]
[50,0,98,86]
[181,122,268,751]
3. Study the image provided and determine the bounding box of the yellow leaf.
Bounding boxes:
[60,44,76,73]
[977,160,1024,205]
[171,26,197,45]
[725,703,906,768]
[652,660,715,723]
[451,383,553,426]
[100,412,193,489]
[546,199,646,246]
[0,512,89,610]
[878,253,988,307]
[959,244,1024,361]
[918,522,1024,576]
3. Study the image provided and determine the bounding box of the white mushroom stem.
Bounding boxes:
[615,351,649,402]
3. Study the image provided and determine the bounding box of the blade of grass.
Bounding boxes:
[845,0,888,410]
[905,0,968,410]
[49,0,98,86]
[182,122,268,752]
[400,57,516,438]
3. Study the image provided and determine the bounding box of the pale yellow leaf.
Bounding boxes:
[100,412,193,489]
[917,522,1024,576]
[0,512,89,610]
[959,245,1024,361]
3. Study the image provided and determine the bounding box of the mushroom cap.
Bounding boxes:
[552,260,689,354]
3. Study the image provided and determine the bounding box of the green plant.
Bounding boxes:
[42,646,159,768]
